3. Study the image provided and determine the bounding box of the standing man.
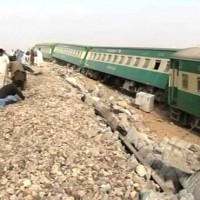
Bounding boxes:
[9,49,15,56]
[30,48,35,66]
[36,48,44,67]
[0,49,10,87]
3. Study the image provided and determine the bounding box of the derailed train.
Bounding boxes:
[34,43,200,129]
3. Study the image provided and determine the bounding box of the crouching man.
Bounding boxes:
[8,55,27,90]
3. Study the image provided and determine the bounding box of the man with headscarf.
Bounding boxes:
[0,48,10,87]
[8,55,26,90]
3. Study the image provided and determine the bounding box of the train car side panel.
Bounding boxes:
[85,60,168,89]
[52,44,88,67]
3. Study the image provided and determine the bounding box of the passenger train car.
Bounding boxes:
[169,47,200,128]
[83,47,177,102]
[34,43,200,129]
[52,44,89,67]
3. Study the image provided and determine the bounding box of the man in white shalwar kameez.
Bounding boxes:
[0,49,10,87]
[9,49,15,57]
[36,48,44,67]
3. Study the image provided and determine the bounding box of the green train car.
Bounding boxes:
[52,44,89,67]
[83,47,178,102]
[34,42,200,129]
[169,47,200,128]
[34,43,57,60]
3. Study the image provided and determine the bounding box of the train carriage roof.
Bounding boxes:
[171,47,200,61]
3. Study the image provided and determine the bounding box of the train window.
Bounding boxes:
[182,74,188,89]
[113,55,118,63]
[90,53,93,59]
[97,54,101,60]
[143,59,150,68]
[154,60,161,70]
[134,57,140,66]
[126,57,132,65]
[119,56,125,64]
[107,55,112,62]
[197,77,200,93]
[102,54,106,61]
[94,53,97,60]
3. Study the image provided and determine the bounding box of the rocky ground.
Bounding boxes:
[0,63,199,200]
[77,73,200,146]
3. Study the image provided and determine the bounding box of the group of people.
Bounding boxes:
[9,48,44,67]
[0,47,44,107]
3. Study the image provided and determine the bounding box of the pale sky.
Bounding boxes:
[1,0,200,51]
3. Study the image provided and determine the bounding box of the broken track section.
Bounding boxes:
[62,63,200,200]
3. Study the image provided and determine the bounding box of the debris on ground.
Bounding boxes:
[0,62,199,200]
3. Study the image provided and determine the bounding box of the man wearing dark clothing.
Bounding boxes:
[0,84,25,100]
[30,49,35,66]
[22,64,34,74]
[9,55,35,74]
[8,56,27,90]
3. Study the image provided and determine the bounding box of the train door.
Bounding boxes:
[170,59,179,104]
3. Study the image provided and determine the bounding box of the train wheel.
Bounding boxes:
[80,68,87,75]
[154,91,165,102]
[189,115,199,129]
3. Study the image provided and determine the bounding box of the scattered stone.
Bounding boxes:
[100,183,111,192]
[130,191,137,199]
[82,94,100,106]
[162,146,193,173]
[23,179,31,188]
[136,165,147,177]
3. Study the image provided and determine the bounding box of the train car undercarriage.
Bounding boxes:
[170,107,200,130]
[80,67,167,103]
